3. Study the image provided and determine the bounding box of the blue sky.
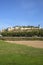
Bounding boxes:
[0,0,43,30]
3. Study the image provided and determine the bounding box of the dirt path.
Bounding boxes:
[6,41,43,48]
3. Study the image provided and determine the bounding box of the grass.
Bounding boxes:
[0,40,43,65]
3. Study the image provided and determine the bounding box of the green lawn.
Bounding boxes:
[0,40,43,65]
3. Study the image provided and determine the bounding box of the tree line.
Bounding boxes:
[1,29,43,37]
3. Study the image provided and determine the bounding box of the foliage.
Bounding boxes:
[1,29,43,37]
